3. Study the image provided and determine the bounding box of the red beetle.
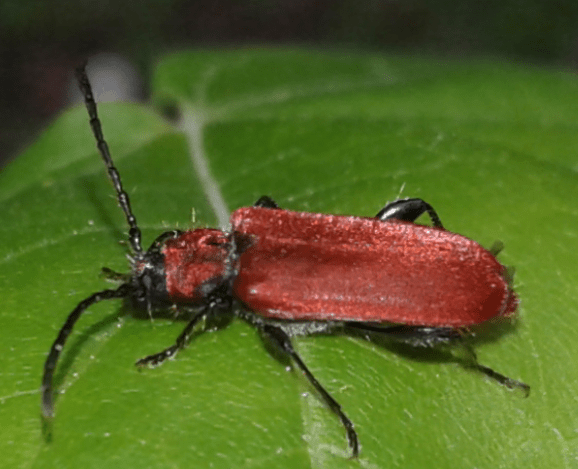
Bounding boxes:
[42,65,529,457]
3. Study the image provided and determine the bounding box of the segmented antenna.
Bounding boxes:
[75,63,143,257]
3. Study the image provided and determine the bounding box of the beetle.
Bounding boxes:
[41,64,529,457]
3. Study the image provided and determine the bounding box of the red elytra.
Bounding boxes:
[42,64,529,459]
[164,207,517,326]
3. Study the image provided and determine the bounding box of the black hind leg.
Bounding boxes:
[254,196,279,209]
[376,198,444,228]
[345,323,529,396]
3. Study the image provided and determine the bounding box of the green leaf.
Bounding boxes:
[1,50,577,468]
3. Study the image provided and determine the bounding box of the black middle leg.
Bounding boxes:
[376,198,444,228]
[235,306,359,458]
[259,323,359,458]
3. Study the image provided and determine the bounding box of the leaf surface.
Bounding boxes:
[1,50,576,469]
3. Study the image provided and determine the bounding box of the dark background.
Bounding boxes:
[2,0,578,169]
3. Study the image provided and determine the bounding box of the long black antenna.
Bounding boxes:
[75,63,143,258]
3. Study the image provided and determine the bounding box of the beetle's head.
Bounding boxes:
[126,230,180,311]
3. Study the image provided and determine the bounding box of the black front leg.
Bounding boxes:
[376,198,444,228]
[135,305,212,368]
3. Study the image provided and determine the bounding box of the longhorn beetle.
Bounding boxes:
[42,63,529,457]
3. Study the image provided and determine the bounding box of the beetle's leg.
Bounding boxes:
[345,323,529,396]
[254,195,280,209]
[346,323,459,347]
[135,305,211,368]
[462,343,530,396]
[41,285,131,418]
[376,198,444,228]
[488,240,505,256]
[259,321,359,458]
